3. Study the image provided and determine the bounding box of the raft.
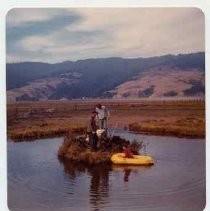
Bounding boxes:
[111,153,154,166]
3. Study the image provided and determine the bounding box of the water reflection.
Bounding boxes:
[88,165,110,211]
[59,157,152,210]
[112,165,152,182]
[124,169,131,182]
[59,157,111,210]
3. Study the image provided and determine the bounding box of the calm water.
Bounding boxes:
[8,130,205,211]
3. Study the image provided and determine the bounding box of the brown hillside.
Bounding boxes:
[111,66,204,98]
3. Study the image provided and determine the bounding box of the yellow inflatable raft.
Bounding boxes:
[111,153,154,166]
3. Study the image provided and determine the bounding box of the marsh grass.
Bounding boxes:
[129,117,205,138]
[9,122,85,141]
[7,99,205,141]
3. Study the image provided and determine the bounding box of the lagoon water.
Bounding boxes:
[8,130,205,211]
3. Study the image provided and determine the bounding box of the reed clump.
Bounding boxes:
[58,134,143,165]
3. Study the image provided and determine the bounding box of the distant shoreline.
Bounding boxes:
[7,99,205,142]
[7,96,205,104]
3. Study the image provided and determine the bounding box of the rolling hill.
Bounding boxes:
[6,52,205,102]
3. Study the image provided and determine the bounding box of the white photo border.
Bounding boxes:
[1,1,209,211]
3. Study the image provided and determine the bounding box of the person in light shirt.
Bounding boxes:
[95,104,110,134]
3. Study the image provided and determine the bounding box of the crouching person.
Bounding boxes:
[90,111,98,150]
[96,129,107,150]
[123,141,134,158]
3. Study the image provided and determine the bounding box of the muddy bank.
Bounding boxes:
[58,134,142,165]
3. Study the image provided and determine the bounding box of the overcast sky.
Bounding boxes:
[6,8,204,63]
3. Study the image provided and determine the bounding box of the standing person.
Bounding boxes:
[95,104,110,134]
[90,111,98,150]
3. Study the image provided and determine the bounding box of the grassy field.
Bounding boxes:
[7,99,205,141]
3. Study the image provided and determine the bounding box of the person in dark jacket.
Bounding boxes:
[90,111,98,150]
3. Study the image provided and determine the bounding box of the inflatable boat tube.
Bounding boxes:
[111,153,154,166]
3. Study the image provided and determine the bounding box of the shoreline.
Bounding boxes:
[128,119,205,139]
[128,130,205,139]
[8,126,85,142]
[7,100,205,142]
[8,125,205,142]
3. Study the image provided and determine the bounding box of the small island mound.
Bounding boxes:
[58,133,142,165]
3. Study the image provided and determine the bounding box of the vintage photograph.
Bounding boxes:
[6,8,205,211]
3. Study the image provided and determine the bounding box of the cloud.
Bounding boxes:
[6,8,204,63]
[7,8,76,27]
[70,8,204,57]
